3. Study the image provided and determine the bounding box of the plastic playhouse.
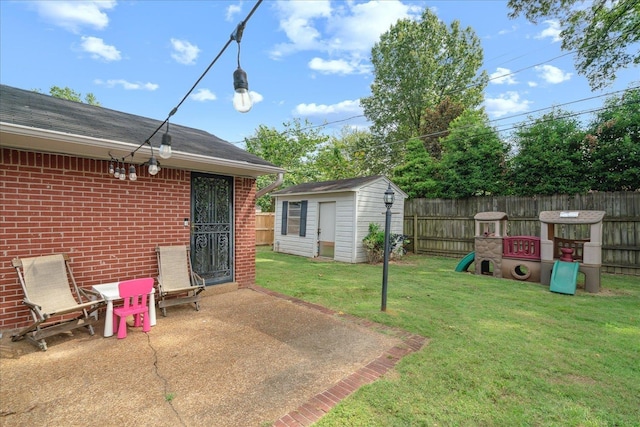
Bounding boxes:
[455,210,606,295]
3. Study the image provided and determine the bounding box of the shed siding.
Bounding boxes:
[273,177,405,264]
[274,196,318,257]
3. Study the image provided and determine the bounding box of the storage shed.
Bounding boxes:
[272,176,407,263]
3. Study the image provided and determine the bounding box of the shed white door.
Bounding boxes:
[318,202,336,258]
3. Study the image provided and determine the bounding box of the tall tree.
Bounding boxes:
[508,0,640,90]
[245,118,328,211]
[438,110,509,198]
[360,7,487,169]
[508,110,589,196]
[585,86,640,191]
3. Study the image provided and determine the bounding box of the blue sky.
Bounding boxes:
[1,0,638,147]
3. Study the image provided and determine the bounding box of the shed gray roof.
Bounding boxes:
[273,175,398,196]
[0,84,278,171]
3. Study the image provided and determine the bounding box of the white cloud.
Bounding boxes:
[170,38,200,65]
[527,81,538,87]
[94,79,159,91]
[489,67,517,85]
[497,25,517,36]
[484,92,532,118]
[535,64,572,84]
[535,20,561,43]
[32,0,116,33]
[270,0,420,76]
[225,3,241,22]
[294,99,361,116]
[190,88,216,102]
[250,91,264,105]
[308,57,371,75]
[80,36,121,61]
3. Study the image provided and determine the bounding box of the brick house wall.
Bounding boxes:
[0,148,257,331]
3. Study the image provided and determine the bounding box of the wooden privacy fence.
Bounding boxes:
[256,212,275,246]
[403,192,640,276]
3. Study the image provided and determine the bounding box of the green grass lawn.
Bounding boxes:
[255,247,640,427]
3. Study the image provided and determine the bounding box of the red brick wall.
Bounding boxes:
[0,148,256,331]
[234,177,257,287]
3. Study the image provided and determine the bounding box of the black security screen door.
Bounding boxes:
[190,173,233,285]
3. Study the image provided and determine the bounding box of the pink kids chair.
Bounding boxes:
[113,278,154,339]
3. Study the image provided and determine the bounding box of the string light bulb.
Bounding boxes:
[128,164,137,181]
[233,67,252,113]
[148,156,159,175]
[159,122,172,159]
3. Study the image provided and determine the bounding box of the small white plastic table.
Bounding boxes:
[92,282,156,337]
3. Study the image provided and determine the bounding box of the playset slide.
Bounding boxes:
[549,260,579,295]
[455,251,475,272]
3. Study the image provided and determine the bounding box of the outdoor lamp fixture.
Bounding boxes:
[231,22,252,113]
[108,160,115,175]
[159,122,173,159]
[381,182,395,312]
[119,164,126,180]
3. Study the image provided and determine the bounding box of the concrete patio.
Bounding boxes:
[0,285,426,426]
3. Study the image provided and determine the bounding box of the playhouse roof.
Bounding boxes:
[539,210,606,224]
[0,84,284,177]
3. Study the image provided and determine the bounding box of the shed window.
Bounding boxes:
[281,200,307,237]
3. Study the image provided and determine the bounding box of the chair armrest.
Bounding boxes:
[23,299,47,321]
[79,287,105,303]
[191,272,206,288]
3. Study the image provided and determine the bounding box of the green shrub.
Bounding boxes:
[363,223,410,264]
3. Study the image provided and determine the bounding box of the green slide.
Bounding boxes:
[455,251,475,272]
[549,260,579,295]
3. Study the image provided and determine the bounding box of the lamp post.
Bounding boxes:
[381,183,395,312]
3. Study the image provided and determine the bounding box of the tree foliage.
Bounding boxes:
[585,86,640,191]
[438,110,509,198]
[392,138,441,199]
[43,85,101,105]
[419,97,465,160]
[508,0,640,90]
[245,118,328,211]
[360,7,487,169]
[508,110,589,196]
[313,127,390,182]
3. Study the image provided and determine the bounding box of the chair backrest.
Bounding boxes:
[156,246,193,290]
[15,254,80,313]
[118,278,154,309]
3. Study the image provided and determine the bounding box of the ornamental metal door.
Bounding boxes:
[190,173,233,285]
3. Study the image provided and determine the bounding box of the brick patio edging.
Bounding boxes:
[249,285,428,427]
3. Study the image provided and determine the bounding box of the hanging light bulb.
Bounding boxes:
[148,156,159,175]
[119,166,126,180]
[108,161,115,175]
[159,130,172,159]
[113,161,120,179]
[128,164,137,181]
[233,67,252,113]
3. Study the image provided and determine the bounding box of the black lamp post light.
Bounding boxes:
[381,183,395,312]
